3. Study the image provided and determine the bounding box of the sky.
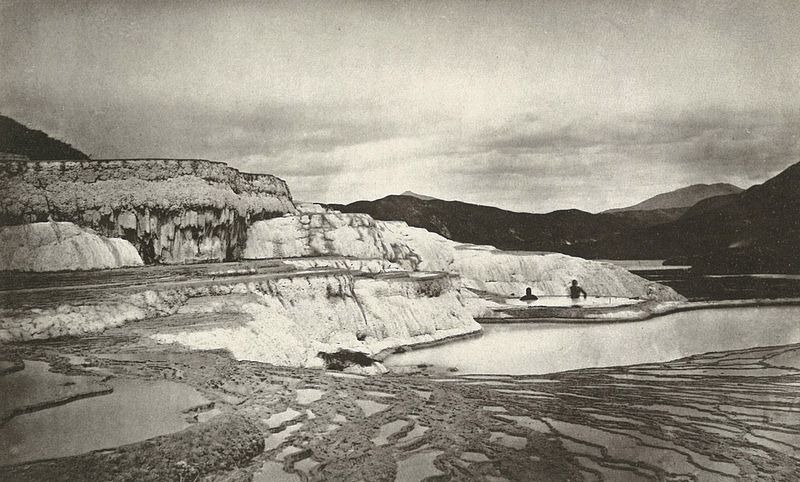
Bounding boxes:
[2,0,799,212]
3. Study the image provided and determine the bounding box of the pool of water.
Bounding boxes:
[0,376,209,466]
[597,259,691,270]
[386,306,800,375]
[504,296,639,308]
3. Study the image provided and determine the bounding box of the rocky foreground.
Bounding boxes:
[1,330,799,481]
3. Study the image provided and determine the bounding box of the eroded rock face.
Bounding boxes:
[150,273,480,367]
[377,221,686,301]
[0,159,296,264]
[0,264,480,367]
[243,213,684,302]
[283,257,405,274]
[243,213,419,268]
[0,222,143,272]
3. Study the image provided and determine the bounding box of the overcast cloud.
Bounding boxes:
[2,0,799,212]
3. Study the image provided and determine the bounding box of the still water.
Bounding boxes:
[0,372,208,466]
[386,306,800,375]
[504,296,639,307]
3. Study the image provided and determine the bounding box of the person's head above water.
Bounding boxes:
[525,287,532,295]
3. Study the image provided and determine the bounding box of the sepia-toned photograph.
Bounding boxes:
[1,1,799,480]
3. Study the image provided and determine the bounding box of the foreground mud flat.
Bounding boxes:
[2,328,799,481]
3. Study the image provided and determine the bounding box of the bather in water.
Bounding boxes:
[519,287,538,302]
[569,279,587,305]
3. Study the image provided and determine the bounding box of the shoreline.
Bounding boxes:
[373,326,484,362]
[3,333,799,479]
[475,296,800,324]
[372,297,800,363]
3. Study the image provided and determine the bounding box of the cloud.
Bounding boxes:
[476,108,798,151]
[3,0,799,213]
[461,108,799,174]
[1,86,403,160]
[480,123,597,152]
[378,107,799,212]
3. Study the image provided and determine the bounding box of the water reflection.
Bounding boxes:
[504,296,639,307]
[387,306,800,375]
[0,376,208,465]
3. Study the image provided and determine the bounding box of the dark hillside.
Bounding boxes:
[333,162,800,273]
[604,183,743,213]
[0,115,89,160]
[587,161,800,273]
[332,195,638,253]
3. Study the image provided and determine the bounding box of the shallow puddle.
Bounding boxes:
[397,423,429,444]
[574,456,651,482]
[766,350,800,369]
[0,360,109,420]
[588,413,643,425]
[195,407,222,423]
[295,388,324,405]
[411,389,431,400]
[253,461,301,482]
[497,414,550,432]
[489,431,527,450]
[265,408,302,429]
[364,390,395,398]
[326,372,364,379]
[294,457,320,476]
[276,445,303,461]
[0,377,208,466]
[561,438,603,458]
[372,420,409,446]
[745,433,800,458]
[395,449,444,482]
[548,419,739,479]
[492,388,553,398]
[461,451,490,462]
[464,380,515,386]
[264,423,303,451]
[751,429,800,450]
[356,399,389,417]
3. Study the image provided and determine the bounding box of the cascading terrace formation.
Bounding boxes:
[0,157,682,371]
[0,159,296,264]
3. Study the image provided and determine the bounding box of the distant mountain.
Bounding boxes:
[604,183,743,213]
[0,115,89,160]
[330,195,638,253]
[584,162,800,273]
[399,191,439,201]
[333,163,800,273]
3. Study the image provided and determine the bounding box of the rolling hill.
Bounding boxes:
[0,115,89,160]
[399,191,439,201]
[330,195,638,254]
[585,162,800,273]
[333,163,799,273]
[604,183,743,213]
